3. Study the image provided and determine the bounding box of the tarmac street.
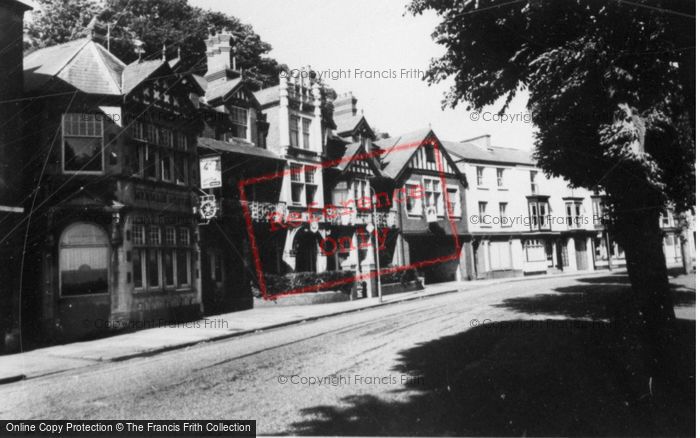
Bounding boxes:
[0,272,695,435]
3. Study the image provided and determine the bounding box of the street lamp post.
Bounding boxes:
[369,186,383,303]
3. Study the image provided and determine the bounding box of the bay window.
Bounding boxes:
[424,178,443,216]
[565,201,583,228]
[62,113,104,173]
[405,183,422,215]
[592,197,605,226]
[528,199,550,231]
[446,186,461,217]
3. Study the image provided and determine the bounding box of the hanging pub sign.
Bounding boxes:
[198,194,219,222]
[199,155,222,189]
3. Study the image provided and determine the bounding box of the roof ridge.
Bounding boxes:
[89,41,122,94]
[93,40,126,68]
[51,37,92,79]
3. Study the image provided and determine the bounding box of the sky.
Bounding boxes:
[191,0,536,151]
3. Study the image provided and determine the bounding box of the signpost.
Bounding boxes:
[368,187,382,303]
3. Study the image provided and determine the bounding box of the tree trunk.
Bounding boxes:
[614,206,676,333]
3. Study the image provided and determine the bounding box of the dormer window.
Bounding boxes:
[62,113,104,173]
[231,106,248,140]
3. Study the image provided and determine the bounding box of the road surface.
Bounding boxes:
[0,272,695,435]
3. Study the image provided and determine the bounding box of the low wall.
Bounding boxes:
[381,280,424,296]
[254,290,350,307]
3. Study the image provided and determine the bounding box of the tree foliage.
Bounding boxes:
[25,0,102,47]
[407,0,694,211]
[25,0,285,89]
[408,0,695,335]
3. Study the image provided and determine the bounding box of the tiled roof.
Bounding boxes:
[198,136,283,161]
[204,78,242,102]
[334,141,388,178]
[24,38,125,94]
[24,38,88,91]
[334,113,364,135]
[374,128,433,179]
[253,86,279,106]
[335,142,363,171]
[192,74,208,93]
[443,141,534,165]
[121,59,165,95]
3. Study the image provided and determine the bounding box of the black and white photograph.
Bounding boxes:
[0,0,696,436]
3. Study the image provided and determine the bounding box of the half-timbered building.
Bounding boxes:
[21,35,204,342]
[374,129,470,284]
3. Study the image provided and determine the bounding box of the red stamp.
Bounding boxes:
[239,138,462,299]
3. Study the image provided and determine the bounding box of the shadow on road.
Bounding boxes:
[495,273,695,320]
[290,274,695,436]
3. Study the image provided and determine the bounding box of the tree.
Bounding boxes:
[24,0,102,50]
[25,0,284,89]
[407,0,694,338]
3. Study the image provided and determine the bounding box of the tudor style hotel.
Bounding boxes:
[19,36,204,341]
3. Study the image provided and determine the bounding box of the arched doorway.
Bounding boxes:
[57,222,110,339]
[294,230,320,272]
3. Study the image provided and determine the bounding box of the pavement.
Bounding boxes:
[0,268,631,384]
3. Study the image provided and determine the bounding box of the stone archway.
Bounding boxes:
[293,229,321,272]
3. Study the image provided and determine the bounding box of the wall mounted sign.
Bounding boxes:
[199,195,219,221]
[199,155,222,189]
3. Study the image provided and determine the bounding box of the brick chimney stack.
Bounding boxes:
[205,31,238,83]
[334,92,357,118]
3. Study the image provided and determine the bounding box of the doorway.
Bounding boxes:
[575,238,588,271]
